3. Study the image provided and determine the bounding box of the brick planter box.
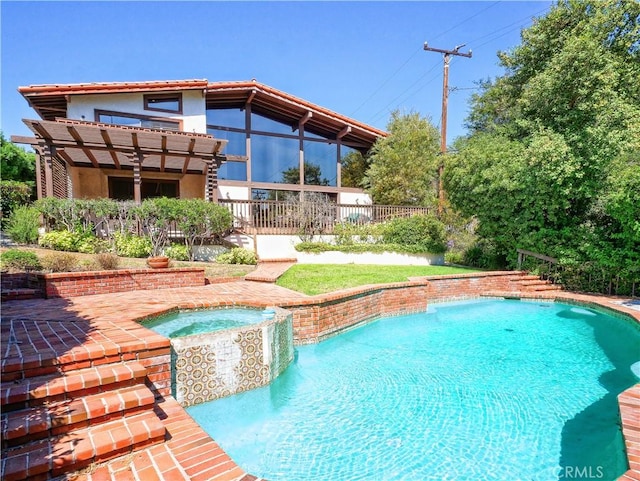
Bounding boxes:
[39,267,206,299]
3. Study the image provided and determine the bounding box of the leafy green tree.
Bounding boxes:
[364,111,440,206]
[1,132,35,183]
[446,0,640,273]
[281,162,329,186]
[171,198,233,261]
[1,134,37,223]
[340,151,368,188]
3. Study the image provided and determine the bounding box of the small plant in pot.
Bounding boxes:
[132,198,173,269]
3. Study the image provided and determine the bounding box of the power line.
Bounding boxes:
[367,60,442,124]
[349,1,502,117]
[364,4,552,126]
[423,43,472,214]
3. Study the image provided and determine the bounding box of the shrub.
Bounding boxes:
[216,247,257,265]
[39,230,78,251]
[164,243,190,261]
[6,205,40,244]
[171,198,233,260]
[37,229,99,253]
[0,180,33,225]
[36,197,83,231]
[75,234,101,254]
[95,252,120,270]
[462,241,503,269]
[382,215,447,253]
[0,249,41,271]
[444,251,465,265]
[40,252,78,272]
[333,222,382,246]
[113,232,152,258]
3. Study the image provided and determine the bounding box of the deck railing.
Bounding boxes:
[217,199,431,235]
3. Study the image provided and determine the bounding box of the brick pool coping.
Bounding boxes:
[1,273,638,480]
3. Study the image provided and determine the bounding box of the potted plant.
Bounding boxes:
[132,198,173,268]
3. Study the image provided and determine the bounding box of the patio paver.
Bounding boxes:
[1,278,638,480]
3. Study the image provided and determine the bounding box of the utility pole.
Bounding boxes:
[423,42,472,215]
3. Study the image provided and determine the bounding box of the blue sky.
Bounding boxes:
[1,1,552,145]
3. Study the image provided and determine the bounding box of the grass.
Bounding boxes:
[276,264,480,295]
[0,246,256,279]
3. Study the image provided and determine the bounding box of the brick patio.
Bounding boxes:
[1,274,638,480]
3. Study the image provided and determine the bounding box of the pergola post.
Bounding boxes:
[38,142,55,198]
[130,151,144,204]
[206,161,218,202]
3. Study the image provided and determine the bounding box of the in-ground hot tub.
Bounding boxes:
[142,307,294,407]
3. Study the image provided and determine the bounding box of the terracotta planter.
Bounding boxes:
[146,256,170,269]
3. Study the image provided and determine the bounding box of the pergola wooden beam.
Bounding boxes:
[57,149,76,167]
[100,129,121,169]
[21,118,229,201]
[22,120,226,161]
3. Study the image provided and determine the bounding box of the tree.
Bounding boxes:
[171,199,233,261]
[446,0,640,270]
[281,162,329,186]
[1,134,37,223]
[340,150,368,188]
[364,111,440,206]
[1,132,36,183]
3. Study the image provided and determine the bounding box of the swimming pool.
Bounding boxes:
[187,299,640,480]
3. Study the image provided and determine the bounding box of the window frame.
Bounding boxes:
[95,109,182,131]
[143,92,183,114]
[108,176,180,201]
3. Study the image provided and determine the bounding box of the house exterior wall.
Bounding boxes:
[69,166,206,199]
[219,184,250,200]
[67,90,206,133]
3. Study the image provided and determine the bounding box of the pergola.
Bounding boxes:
[14,118,230,203]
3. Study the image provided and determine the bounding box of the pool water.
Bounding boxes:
[187,299,640,480]
[142,308,263,338]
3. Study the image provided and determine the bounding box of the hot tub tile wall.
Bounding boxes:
[171,309,294,407]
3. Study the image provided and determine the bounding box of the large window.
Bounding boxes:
[303,141,337,186]
[218,162,247,181]
[252,189,298,201]
[206,108,245,129]
[251,134,299,184]
[207,128,246,155]
[96,110,180,131]
[205,106,363,190]
[340,146,367,188]
[109,177,179,200]
[251,112,295,135]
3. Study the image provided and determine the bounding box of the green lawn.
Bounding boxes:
[276,264,480,295]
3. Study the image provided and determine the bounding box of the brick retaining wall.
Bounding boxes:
[281,272,532,344]
[40,267,206,299]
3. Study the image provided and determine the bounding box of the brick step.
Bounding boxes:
[518,279,554,286]
[1,410,166,481]
[512,274,546,281]
[524,284,563,292]
[2,384,155,448]
[1,361,147,412]
[1,319,170,382]
[1,289,42,302]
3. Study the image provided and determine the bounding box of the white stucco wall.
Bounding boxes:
[296,251,444,266]
[67,90,206,133]
[218,185,250,200]
[338,192,372,205]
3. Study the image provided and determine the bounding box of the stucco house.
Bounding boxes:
[14,79,386,206]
